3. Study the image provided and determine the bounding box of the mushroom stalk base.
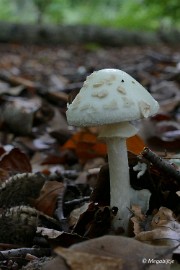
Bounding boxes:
[106,137,131,233]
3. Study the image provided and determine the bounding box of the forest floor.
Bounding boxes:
[0,43,179,150]
[0,42,179,269]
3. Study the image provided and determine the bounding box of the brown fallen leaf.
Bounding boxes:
[135,207,180,246]
[42,256,69,270]
[151,207,177,228]
[55,247,123,270]
[37,227,64,239]
[43,235,172,270]
[37,227,87,248]
[0,148,32,176]
[90,164,110,206]
[68,203,90,229]
[33,181,65,216]
[72,203,112,238]
[130,205,147,236]
[71,235,173,269]
[62,128,145,164]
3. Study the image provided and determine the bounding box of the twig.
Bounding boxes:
[64,196,90,207]
[0,243,21,250]
[54,184,69,232]
[61,170,79,179]
[0,247,51,260]
[0,70,39,89]
[141,147,180,183]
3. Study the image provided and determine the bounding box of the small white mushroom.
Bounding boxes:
[66,68,159,234]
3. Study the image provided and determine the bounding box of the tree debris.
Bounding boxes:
[141,147,180,183]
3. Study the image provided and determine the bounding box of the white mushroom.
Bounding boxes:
[66,69,159,233]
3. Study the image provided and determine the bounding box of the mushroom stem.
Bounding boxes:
[106,137,131,231]
[98,122,138,233]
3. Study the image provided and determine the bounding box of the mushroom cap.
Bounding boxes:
[66,69,159,127]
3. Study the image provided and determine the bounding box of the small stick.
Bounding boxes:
[141,147,180,183]
[0,243,21,250]
[0,247,51,259]
[54,186,69,232]
[64,196,90,207]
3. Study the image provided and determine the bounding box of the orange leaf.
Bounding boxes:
[62,130,107,163]
[63,128,145,162]
[127,135,145,155]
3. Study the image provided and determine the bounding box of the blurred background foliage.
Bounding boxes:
[0,0,179,31]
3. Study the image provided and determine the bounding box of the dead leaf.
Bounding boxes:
[37,227,64,239]
[75,157,105,186]
[33,181,65,216]
[72,203,112,238]
[135,207,180,246]
[126,134,145,155]
[90,164,110,206]
[42,256,69,270]
[37,227,87,248]
[63,129,145,164]
[130,205,146,236]
[42,235,175,270]
[0,147,32,174]
[62,129,107,163]
[55,247,123,270]
[69,235,171,270]
[68,203,90,228]
[151,207,176,228]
